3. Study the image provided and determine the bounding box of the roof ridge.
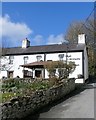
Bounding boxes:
[4,43,77,49]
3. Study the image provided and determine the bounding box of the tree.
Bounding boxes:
[44,61,76,79]
[65,17,96,77]
[44,61,57,78]
[65,21,84,44]
[0,56,12,71]
[65,18,96,45]
[0,47,12,74]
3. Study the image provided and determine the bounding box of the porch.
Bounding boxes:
[21,61,48,79]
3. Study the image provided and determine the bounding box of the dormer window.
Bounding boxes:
[36,55,42,62]
[24,56,28,64]
[58,54,64,61]
[9,56,14,64]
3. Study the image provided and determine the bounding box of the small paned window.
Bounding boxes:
[24,56,28,64]
[36,55,42,62]
[58,54,64,61]
[9,56,14,64]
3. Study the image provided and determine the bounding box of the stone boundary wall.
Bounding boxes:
[1,78,75,120]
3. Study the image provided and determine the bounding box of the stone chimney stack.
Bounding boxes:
[78,34,86,44]
[22,38,30,48]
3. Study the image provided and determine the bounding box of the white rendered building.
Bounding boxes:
[0,34,88,83]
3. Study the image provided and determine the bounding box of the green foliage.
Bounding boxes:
[1,79,53,103]
[30,81,51,91]
[1,75,75,103]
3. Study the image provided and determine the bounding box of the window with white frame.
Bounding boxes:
[23,56,28,64]
[58,54,64,61]
[36,55,42,62]
[9,56,14,64]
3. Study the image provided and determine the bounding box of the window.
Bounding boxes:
[36,55,42,62]
[47,60,52,62]
[77,74,84,78]
[9,56,14,64]
[24,56,28,64]
[58,54,64,61]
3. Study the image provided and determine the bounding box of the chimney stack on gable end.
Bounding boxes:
[22,38,30,48]
[78,34,86,44]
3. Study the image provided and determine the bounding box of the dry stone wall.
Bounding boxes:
[1,78,75,120]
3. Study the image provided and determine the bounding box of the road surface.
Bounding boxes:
[25,82,96,120]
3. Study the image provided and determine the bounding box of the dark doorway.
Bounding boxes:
[7,71,14,78]
[35,70,42,78]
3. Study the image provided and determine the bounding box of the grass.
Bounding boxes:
[0,92,23,103]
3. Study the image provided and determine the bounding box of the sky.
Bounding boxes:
[1,2,94,47]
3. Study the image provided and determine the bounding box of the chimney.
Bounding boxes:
[78,34,86,44]
[22,38,30,48]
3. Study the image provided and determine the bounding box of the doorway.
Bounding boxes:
[7,71,14,78]
[35,70,42,78]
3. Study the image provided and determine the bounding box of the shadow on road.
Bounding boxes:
[22,79,96,120]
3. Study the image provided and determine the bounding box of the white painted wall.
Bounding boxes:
[0,71,7,79]
[0,54,44,79]
[45,52,83,79]
[68,52,83,78]
[0,50,88,84]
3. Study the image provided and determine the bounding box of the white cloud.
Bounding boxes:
[32,34,67,46]
[33,35,44,45]
[47,34,67,44]
[0,14,67,47]
[0,14,32,47]
[32,33,68,46]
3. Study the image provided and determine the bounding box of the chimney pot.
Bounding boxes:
[78,34,86,44]
[22,38,30,48]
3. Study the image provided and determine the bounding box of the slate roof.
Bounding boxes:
[2,43,85,56]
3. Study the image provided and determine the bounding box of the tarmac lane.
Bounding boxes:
[24,83,95,120]
[39,83,94,119]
